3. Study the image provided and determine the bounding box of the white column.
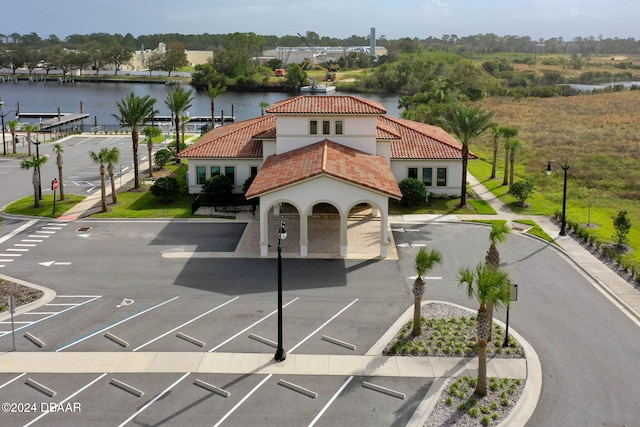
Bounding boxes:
[379,208,389,258]
[300,213,308,257]
[259,205,269,257]
[340,213,348,258]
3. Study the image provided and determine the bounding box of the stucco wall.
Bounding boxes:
[275,115,377,155]
[390,159,464,195]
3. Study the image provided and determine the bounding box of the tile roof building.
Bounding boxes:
[180,95,470,258]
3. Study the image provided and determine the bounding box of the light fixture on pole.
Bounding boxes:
[0,99,17,156]
[275,217,287,362]
[546,160,569,236]
[502,283,518,347]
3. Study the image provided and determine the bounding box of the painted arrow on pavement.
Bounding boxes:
[39,261,72,267]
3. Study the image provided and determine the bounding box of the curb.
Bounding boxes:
[0,274,57,322]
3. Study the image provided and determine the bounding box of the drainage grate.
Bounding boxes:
[77,227,92,232]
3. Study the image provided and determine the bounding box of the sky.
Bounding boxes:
[2,0,638,42]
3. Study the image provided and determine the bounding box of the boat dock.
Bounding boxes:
[152,115,235,124]
[17,112,90,130]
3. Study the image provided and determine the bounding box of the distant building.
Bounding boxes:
[261,46,387,66]
[126,43,212,71]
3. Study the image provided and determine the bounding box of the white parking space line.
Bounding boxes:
[0,296,102,339]
[213,374,273,427]
[133,296,240,352]
[308,375,355,427]
[21,240,43,243]
[289,299,359,354]
[0,372,27,390]
[14,244,36,247]
[6,248,28,252]
[24,373,107,427]
[208,297,300,353]
[118,372,191,427]
[54,296,180,352]
[28,234,49,238]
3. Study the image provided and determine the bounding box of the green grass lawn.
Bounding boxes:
[468,157,640,267]
[4,195,85,218]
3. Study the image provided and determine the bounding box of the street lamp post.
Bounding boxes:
[546,160,569,236]
[502,283,519,347]
[275,217,287,362]
[1,100,17,156]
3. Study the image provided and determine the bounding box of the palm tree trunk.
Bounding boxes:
[32,170,41,208]
[490,140,498,179]
[412,295,423,336]
[147,140,153,178]
[99,166,107,212]
[502,146,510,186]
[475,305,490,397]
[108,168,117,204]
[57,166,65,201]
[458,145,469,207]
[132,131,140,189]
[509,155,515,188]
[476,339,488,396]
[210,100,215,126]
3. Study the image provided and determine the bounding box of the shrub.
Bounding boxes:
[613,210,632,247]
[243,174,256,194]
[509,180,534,206]
[398,178,427,206]
[154,148,173,169]
[202,175,233,198]
[149,177,180,203]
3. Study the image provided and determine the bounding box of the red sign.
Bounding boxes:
[52,179,59,191]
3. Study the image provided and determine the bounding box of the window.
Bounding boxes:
[309,120,318,135]
[250,166,258,176]
[422,167,433,186]
[335,120,344,135]
[408,167,418,179]
[210,166,220,177]
[225,166,235,185]
[322,120,331,135]
[437,168,447,186]
[196,166,206,185]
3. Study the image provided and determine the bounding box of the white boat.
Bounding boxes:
[300,85,336,93]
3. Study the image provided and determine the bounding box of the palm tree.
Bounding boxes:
[142,126,161,178]
[206,83,226,126]
[260,101,269,116]
[412,247,443,336]
[439,104,494,207]
[104,147,120,205]
[89,148,109,212]
[489,126,503,179]
[53,144,65,201]
[507,139,524,189]
[165,86,194,161]
[500,127,518,186]
[180,114,190,150]
[20,156,47,208]
[485,221,512,340]
[112,92,158,189]
[23,124,38,156]
[458,263,512,397]
[6,120,18,154]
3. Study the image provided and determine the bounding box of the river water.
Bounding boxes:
[0,81,401,128]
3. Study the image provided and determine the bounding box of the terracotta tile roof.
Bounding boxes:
[380,116,477,160]
[266,95,387,115]
[178,116,274,159]
[246,139,402,199]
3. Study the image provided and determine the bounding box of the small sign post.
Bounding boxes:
[51,179,59,215]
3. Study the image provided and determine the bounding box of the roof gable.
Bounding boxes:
[380,116,477,160]
[246,139,401,199]
[266,95,387,115]
[179,115,274,159]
